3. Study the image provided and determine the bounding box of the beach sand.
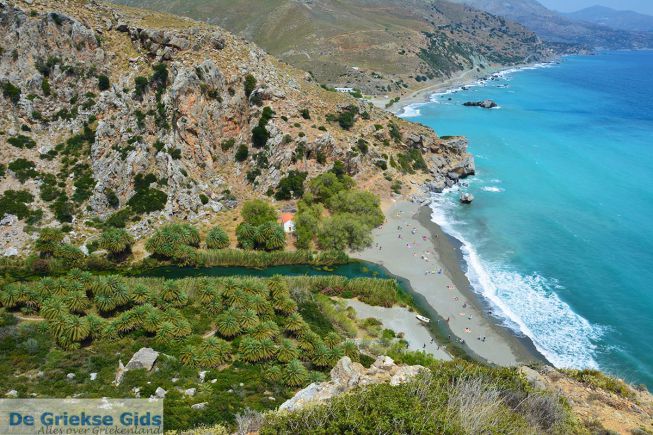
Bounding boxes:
[369,66,506,115]
[354,199,544,366]
[344,298,452,361]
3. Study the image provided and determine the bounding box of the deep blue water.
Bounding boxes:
[405,51,653,386]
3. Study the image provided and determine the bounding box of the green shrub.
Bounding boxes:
[105,190,120,208]
[2,81,21,103]
[275,170,307,200]
[241,199,277,226]
[41,78,51,96]
[235,144,249,162]
[0,190,34,219]
[205,226,230,249]
[127,188,167,214]
[8,135,36,149]
[220,138,235,151]
[244,74,256,97]
[97,74,110,91]
[150,63,169,89]
[300,108,310,119]
[8,158,38,182]
[318,214,372,251]
[105,208,132,228]
[134,76,149,98]
[199,194,209,205]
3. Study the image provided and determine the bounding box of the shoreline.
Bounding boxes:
[354,199,547,367]
[370,61,557,116]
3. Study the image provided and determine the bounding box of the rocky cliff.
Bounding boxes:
[0,0,474,255]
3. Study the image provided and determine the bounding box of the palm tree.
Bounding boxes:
[327,345,344,365]
[258,338,277,361]
[94,294,117,314]
[267,276,289,299]
[195,285,216,305]
[98,227,134,260]
[40,298,69,321]
[283,360,308,387]
[311,342,332,368]
[0,283,21,308]
[239,336,263,362]
[107,277,131,307]
[198,337,231,367]
[155,322,177,346]
[50,278,70,297]
[228,289,248,308]
[248,320,279,341]
[206,298,223,315]
[284,312,306,333]
[130,284,151,304]
[159,281,188,307]
[64,291,89,314]
[67,268,94,291]
[265,365,283,383]
[342,341,359,361]
[85,314,106,339]
[273,296,297,315]
[324,331,342,349]
[34,227,64,257]
[113,311,137,334]
[249,294,272,316]
[277,339,299,363]
[180,345,197,366]
[215,309,242,337]
[62,315,91,342]
[206,226,230,249]
[237,309,259,329]
[142,306,162,333]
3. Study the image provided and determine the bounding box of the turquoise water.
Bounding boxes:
[405,51,653,387]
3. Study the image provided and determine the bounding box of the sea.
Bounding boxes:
[402,50,653,387]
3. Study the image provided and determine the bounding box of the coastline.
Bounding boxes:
[369,61,557,116]
[354,199,547,367]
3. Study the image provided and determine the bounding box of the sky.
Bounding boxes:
[539,0,653,15]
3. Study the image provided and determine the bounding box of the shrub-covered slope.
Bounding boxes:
[0,0,473,255]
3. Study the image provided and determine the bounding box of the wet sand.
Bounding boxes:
[344,298,452,361]
[354,199,546,366]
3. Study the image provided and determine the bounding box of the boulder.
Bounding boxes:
[460,192,474,204]
[463,99,497,109]
[279,356,424,412]
[6,390,18,398]
[191,402,208,410]
[154,387,167,398]
[519,366,547,390]
[126,347,159,371]
[184,388,196,397]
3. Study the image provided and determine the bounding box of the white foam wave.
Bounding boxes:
[429,192,602,369]
[399,104,423,118]
[481,186,504,192]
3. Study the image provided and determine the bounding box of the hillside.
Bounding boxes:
[109,0,554,95]
[449,0,653,49]
[565,6,653,33]
[0,0,474,257]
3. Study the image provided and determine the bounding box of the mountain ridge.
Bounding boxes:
[564,5,653,33]
[109,0,555,96]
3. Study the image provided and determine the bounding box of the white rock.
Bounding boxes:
[6,390,18,398]
[126,348,159,371]
[191,402,208,410]
[198,371,207,383]
[90,373,97,381]
[66,373,76,380]
[154,387,167,398]
[209,379,217,384]
[171,377,179,383]
[4,247,18,257]
[184,388,196,397]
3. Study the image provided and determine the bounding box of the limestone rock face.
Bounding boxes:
[279,356,425,412]
[125,347,159,371]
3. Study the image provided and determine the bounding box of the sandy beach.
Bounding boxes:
[344,298,452,361]
[369,66,507,115]
[354,199,544,366]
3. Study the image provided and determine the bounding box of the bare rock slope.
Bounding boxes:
[0,0,473,254]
